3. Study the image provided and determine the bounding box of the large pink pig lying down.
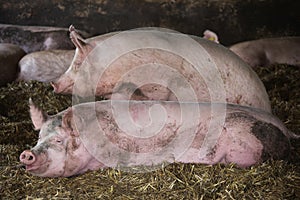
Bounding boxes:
[20,100,296,177]
[52,26,271,113]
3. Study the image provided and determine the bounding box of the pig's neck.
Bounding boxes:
[86,158,106,171]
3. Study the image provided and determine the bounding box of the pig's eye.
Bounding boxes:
[55,137,63,144]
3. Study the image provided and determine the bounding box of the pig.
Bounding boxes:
[17,50,75,82]
[0,24,90,53]
[202,30,300,67]
[19,99,294,177]
[0,43,26,86]
[52,26,271,113]
[229,37,300,67]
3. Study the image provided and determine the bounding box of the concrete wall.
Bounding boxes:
[0,0,299,45]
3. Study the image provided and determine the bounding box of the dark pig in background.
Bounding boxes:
[17,50,75,82]
[0,24,90,53]
[0,43,26,86]
[19,100,295,177]
[52,26,271,112]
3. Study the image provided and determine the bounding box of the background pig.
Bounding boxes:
[52,26,271,112]
[0,24,90,53]
[17,50,75,82]
[229,37,300,67]
[0,43,26,86]
[20,100,293,177]
[202,30,300,68]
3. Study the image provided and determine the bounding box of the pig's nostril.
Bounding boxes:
[20,150,36,164]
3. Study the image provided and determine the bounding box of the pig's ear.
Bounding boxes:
[62,107,79,137]
[203,29,219,43]
[29,98,48,130]
[69,25,88,51]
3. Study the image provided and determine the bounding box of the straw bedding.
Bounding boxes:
[0,64,299,199]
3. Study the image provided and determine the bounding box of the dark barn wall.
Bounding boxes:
[0,0,299,45]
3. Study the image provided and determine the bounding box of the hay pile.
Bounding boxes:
[0,64,299,199]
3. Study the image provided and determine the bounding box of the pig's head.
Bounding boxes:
[19,99,102,177]
[51,25,95,96]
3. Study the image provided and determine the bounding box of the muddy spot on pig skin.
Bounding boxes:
[251,121,290,161]
[0,43,26,86]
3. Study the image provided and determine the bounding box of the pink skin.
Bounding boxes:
[51,75,74,93]
[51,25,113,94]
[20,100,291,177]
[51,26,271,113]
[20,102,103,177]
[202,30,300,68]
[229,37,300,67]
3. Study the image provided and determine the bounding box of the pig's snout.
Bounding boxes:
[20,150,36,165]
[51,75,74,94]
[51,81,61,93]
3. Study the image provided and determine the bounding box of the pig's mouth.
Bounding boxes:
[24,160,49,174]
[25,164,41,171]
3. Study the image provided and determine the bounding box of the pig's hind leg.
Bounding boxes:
[196,130,262,167]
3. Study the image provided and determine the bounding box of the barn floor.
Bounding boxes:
[0,64,299,199]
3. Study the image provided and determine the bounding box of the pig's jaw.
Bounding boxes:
[60,153,104,177]
[64,158,106,177]
[28,162,66,177]
[24,153,56,177]
[25,150,67,177]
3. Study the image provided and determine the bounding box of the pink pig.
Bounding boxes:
[202,30,300,67]
[51,26,271,113]
[229,37,300,67]
[20,99,293,177]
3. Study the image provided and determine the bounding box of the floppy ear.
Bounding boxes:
[62,107,79,137]
[29,98,48,130]
[203,29,219,43]
[69,25,88,51]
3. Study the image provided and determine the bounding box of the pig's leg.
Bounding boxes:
[178,147,226,165]
[224,148,260,167]
[180,126,262,167]
[196,138,260,167]
[218,125,262,167]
